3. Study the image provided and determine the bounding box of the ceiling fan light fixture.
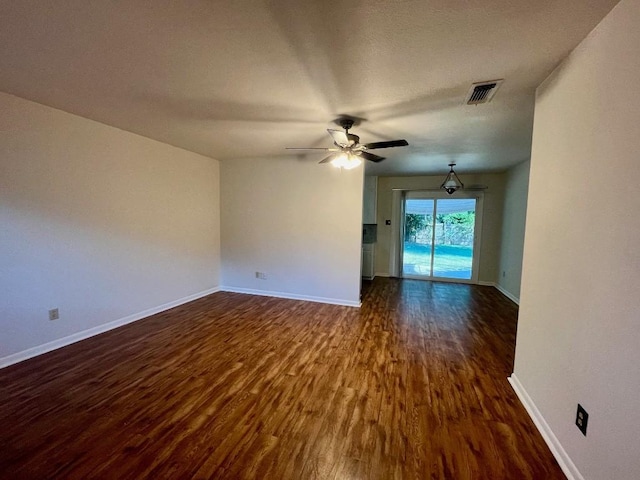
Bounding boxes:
[331,152,361,170]
[286,117,408,168]
[441,163,464,194]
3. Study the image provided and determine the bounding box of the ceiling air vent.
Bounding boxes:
[465,79,503,105]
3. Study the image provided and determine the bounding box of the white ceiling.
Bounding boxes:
[0,0,619,176]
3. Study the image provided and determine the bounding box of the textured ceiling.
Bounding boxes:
[0,0,619,176]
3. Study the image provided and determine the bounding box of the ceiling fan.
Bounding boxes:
[286,117,409,169]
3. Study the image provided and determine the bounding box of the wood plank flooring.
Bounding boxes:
[0,278,565,479]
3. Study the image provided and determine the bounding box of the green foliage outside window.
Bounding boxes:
[405,211,475,246]
[405,213,430,242]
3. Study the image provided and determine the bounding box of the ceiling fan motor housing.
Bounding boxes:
[338,118,355,131]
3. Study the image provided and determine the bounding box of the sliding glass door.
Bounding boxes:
[402,193,481,282]
[402,198,435,276]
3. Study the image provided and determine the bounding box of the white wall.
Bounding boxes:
[513,0,640,478]
[497,160,530,302]
[374,173,506,283]
[220,157,363,306]
[0,93,221,364]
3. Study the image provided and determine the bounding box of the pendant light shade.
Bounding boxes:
[441,163,464,194]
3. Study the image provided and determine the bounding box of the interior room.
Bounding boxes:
[1,1,638,478]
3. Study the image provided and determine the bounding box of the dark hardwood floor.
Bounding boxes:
[0,278,565,479]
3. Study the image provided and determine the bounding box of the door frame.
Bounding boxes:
[390,189,484,284]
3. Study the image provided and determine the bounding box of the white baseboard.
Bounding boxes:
[374,272,390,278]
[0,286,221,369]
[495,283,520,305]
[478,281,520,305]
[221,286,361,308]
[508,374,583,480]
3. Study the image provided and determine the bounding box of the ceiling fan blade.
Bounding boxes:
[327,129,350,147]
[286,147,332,150]
[319,153,338,164]
[361,151,386,163]
[364,139,409,149]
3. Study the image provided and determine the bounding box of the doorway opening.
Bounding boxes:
[401,192,482,282]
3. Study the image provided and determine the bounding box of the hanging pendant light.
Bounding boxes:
[441,163,464,194]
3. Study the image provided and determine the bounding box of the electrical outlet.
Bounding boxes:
[255,272,267,280]
[48,308,59,321]
[576,404,589,436]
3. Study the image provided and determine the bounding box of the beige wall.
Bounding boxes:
[220,157,363,305]
[0,93,221,363]
[375,174,506,283]
[497,160,530,301]
[514,0,640,477]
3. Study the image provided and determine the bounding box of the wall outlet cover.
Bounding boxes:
[576,403,589,436]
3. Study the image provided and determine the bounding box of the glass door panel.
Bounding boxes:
[402,199,434,276]
[432,198,476,280]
